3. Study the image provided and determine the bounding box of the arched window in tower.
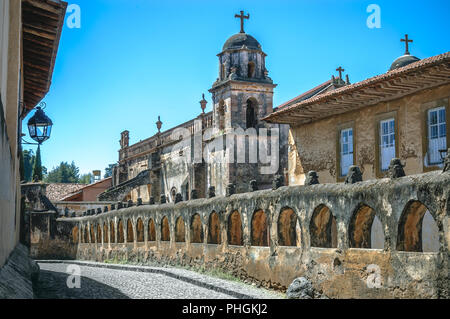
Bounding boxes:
[246,99,257,129]
[247,61,255,78]
[218,100,225,130]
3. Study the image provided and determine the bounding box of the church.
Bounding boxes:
[100,12,449,204]
[101,12,290,202]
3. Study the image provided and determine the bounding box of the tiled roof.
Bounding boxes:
[264,52,450,124]
[276,80,333,110]
[46,183,85,202]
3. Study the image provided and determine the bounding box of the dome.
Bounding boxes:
[222,33,261,51]
[389,54,420,71]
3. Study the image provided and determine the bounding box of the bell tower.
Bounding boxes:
[207,11,280,195]
[209,11,276,132]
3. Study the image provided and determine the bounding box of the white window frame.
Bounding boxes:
[427,106,447,165]
[340,128,353,176]
[379,118,396,171]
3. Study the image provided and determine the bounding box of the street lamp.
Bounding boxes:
[27,102,53,145]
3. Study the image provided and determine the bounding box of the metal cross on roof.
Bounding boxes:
[235,10,250,33]
[336,66,345,79]
[401,34,413,55]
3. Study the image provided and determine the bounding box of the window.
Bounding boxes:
[218,101,225,130]
[246,99,257,128]
[247,62,255,78]
[427,107,446,165]
[379,118,396,171]
[340,128,353,176]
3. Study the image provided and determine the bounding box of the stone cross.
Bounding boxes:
[336,66,345,79]
[401,34,413,55]
[235,11,250,33]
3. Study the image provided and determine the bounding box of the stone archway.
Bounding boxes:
[110,221,115,243]
[251,209,269,246]
[349,204,384,249]
[190,214,204,243]
[117,219,125,243]
[397,200,439,252]
[148,219,156,241]
[136,218,144,242]
[208,211,221,244]
[310,204,337,248]
[161,216,170,242]
[228,211,243,246]
[278,207,300,247]
[127,220,134,243]
[175,216,186,242]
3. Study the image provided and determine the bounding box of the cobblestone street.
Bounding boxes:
[34,262,283,299]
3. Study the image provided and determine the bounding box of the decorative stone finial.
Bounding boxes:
[443,148,450,173]
[199,94,207,114]
[117,202,123,209]
[127,199,133,207]
[388,158,405,178]
[96,208,102,214]
[111,203,115,210]
[345,165,363,184]
[71,212,76,218]
[149,197,155,205]
[249,180,258,192]
[191,189,198,200]
[305,171,319,185]
[137,198,143,206]
[226,183,236,197]
[103,206,108,213]
[346,74,350,85]
[175,193,183,203]
[272,175,284,190]
[156,116,162,133]
[160,194,167,204]
[208,186,216,198]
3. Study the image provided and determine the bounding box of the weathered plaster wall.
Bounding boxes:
[29,211,77,260]
[43,171,450,298]
[0,0,21,269]
[288,83,450,185]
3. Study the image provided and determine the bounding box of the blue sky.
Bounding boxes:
[22,0,450,176]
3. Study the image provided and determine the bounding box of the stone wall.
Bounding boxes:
[0,0,21,270]
[40,171,449,298]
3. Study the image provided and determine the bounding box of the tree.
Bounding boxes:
[22,149,35,182]
[79,173,93,184]
[104,163,117,178]
[45,161,80,183]
[32,145,43,182]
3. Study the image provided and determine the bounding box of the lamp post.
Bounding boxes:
[23,102,53,182]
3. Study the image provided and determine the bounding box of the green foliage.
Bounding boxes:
[44,161,80,183]
[104,163,117,178]
[22,149,35,182]
[32,145,43,182]
[79,173,93,184]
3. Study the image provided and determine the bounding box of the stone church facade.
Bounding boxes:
[103,22,290,202]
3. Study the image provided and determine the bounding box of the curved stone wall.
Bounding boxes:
[58,171,449,298]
